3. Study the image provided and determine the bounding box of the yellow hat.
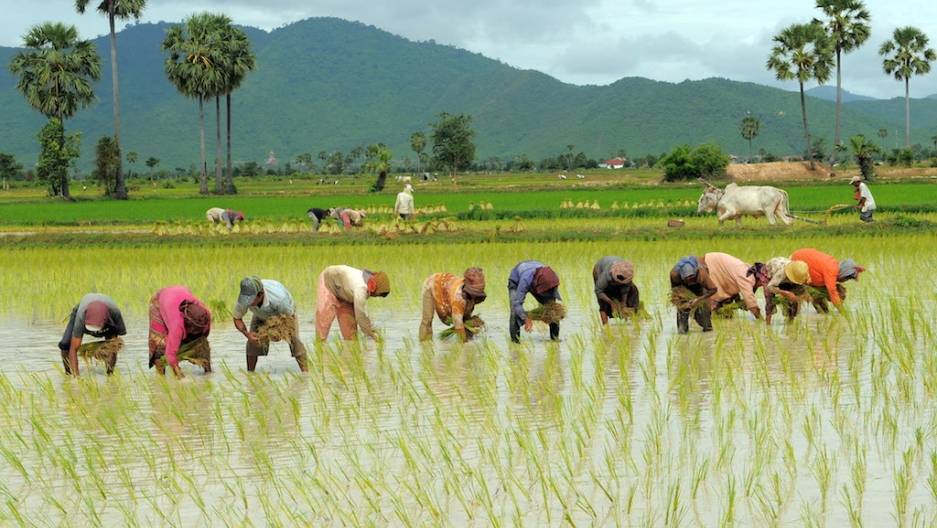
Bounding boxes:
[784,260,809,285]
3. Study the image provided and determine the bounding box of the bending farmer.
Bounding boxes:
[233,276,308,373]
[670,255,717,334]
[316,265,390,340]
[419,268,487,342]
[593,256,639,325]
[58,293,126,376]
[763,257,810,324]
[790,248,865,312]
[508,260,562,343]
[148,286,212,378]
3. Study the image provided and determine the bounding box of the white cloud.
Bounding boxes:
[1,0,936,98]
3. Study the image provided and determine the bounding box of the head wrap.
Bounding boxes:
[746,262,770,286]
[369,271,391,296]
[462,267,486,300]
[837,259,864,281]
[180,301,211,337]
[850,176,862,184]
[84,301,110,332]
[674,256,700,280]
[533,266,560,295]
[609,260,634,284]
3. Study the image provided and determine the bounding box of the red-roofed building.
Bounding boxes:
[599,157,627,169]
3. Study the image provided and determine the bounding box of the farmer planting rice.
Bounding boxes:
[669,255,716,334]
[851,176,876,222]
[306,207,330,232]
[592,256,640,325]
[58,293,126,376]
[508,260,562,343]
[233,276,308,373]
[419,267,487,342]
[395,184,415,220]
[148,285,212,378]
[206,207,245,229]
[763,257,810,324]
[330,207,366,230]
[790,248,865,311]
[703,252,765,320]
[316,265,390,340]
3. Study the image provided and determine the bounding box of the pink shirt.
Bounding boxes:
[151,286,210,367]
[703,252,758,310]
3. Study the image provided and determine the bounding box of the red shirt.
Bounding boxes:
[790,248,842,306]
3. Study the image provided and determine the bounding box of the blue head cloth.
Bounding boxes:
[674,256,700,280]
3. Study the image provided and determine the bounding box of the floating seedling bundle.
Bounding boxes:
[526,301,567,324]
[255,314,297,342]
[438,315,485,340]
[77,337,123,362]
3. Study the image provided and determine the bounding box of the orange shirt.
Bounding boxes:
[430,273,468,326]
[790,248,842,305]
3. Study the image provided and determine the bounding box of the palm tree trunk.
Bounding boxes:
[225,92,235,194]
[748,138,753,163]
[198,95,208,194]
[799,81,814,170]
[214,95,222,194]
[59,117,71,200]
[108,8,127,200]
[904,78,911,148]
[831,47,842,166]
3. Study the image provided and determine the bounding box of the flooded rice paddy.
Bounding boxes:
[0,235,934,526]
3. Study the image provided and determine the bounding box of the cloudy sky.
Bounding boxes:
[2,0,936,98]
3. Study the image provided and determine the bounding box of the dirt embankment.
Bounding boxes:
[728,161,937,183]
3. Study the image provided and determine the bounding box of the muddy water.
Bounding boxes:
[0,238,934,525]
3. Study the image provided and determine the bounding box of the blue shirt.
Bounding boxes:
[507,260,560,321]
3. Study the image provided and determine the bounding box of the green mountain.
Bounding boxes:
[805,85,878,103]
[2,17,937,171]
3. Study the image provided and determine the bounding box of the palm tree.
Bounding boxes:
[814,0,870,163]
[218,22,255,194]
[849,134,879,181]
[74,0,145,200]
[162,13,227,195]
[879,27,936,147]
[739,115,761,162]
[9,23,101,199]
[767,22,834,169]
[877,127,888,155]
[410,132,426,176]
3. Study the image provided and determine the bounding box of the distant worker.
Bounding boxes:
[508,260,561,343]
[850,176,876,222]
[762,257,810,324]
[58,293,126,376]
[316,265,390,340]
[330,207,366,230]
[669,255,716,333]
[148,285,212,378]
[419,268,487,342]
[592,256,639,325]
[395,184,415,220]
[703,252,765,320]
[307,207,330,232]
[233,276,308,373]
[790,248,865,311]
[206,207,245,229]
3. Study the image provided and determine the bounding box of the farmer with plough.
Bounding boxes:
[508,260,563,343]
[419,268,487,342]
[148,286,212,378]
[790,248,865,312]
[233,276,308,373]
[669,255,716,334]
[316,265,390,340]
[593,256,639,325]
[762,257,810,324]
[850,176,876,223]
[58,293,126,376]
[206,207,245,229]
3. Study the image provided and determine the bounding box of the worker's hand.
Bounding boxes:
[750,307,762,320]
[170,363,184,379]
[781,291,800,302]
[765,313,773,325]
[245,331,260,343]
[523,319,534,332]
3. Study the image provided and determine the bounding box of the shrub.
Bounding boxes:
[658,143,729,181]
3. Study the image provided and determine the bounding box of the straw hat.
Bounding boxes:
[784,260,810,285]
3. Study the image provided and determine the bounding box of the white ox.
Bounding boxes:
[696,181,793,225]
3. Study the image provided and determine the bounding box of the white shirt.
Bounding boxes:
[233,279,295,320]
[395,191,414,214]
[858,183,875,211]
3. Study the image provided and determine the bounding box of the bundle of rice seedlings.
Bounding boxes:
[78,337,124,362]
[713,299,747,319]
[438,315,485,340]
[177,337,211,369]
[526,302,567,324]
[254,314,297,342]
[669,286,697,310]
